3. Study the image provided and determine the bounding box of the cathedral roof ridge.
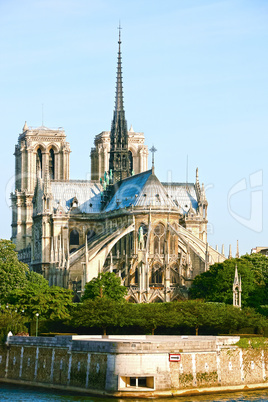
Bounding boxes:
[162,182,195,187]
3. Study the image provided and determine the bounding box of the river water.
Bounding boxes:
[0,385,268,402]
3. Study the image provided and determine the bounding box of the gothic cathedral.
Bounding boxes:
[11,32,226,302]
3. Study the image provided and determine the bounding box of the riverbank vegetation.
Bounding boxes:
[0,239,267,337]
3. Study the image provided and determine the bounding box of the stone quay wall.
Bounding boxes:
[0,335,268,398]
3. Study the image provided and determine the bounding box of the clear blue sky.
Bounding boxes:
[0,0,267,255]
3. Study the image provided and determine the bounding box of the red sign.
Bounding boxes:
[169,353,181,362]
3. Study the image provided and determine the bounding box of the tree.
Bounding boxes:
[0,307,28,340]
[135,303,176,335]
[0,239,29,302]
[82,272,127,302]
[240,253,268,309]
[189,257,257,307]
[26,270,49,288]
[71,298,132,335]
[6,285,73,321]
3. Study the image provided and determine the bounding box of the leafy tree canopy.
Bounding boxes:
[70,299,267,336]
[0,239,29,301]
[82,272,127,302]
[71,298,133,335]
[6,286,74,321]
[189,254,268,308]
[26,270,49,289]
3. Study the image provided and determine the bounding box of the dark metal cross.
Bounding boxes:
[149,145,157,167]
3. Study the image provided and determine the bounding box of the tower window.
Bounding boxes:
[128,150,133,172]
[36,148,43,177]
[49,149,55,180]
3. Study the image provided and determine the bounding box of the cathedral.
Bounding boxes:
[11,31,226,302]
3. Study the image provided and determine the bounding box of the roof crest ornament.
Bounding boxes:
[149,145,157,175]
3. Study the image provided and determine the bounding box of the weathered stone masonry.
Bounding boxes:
[1,335,268,397]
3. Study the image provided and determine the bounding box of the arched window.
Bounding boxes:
[135,267,139,284]
[170,266,179,284]
[153,224,165,254]
[36,148,42,177]
[70,229,79,245]
[49,149,55,180]
[128,150,133,172]
[115,154,120,168]
[150,264,163,285]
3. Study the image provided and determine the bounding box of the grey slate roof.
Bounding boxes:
[105,170,196,213]
[51,180,102,213]
[49,174,199,215]
[105,170,152,211]
[162,183,198,214]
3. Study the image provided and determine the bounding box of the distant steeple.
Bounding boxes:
[233,265,242,308]
[109,24,131,182]
[23,121,28,132]
[228,244,232,259]
[236,240,239,258]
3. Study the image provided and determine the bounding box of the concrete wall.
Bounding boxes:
[0,335,268,397]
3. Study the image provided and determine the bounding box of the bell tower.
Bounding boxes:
[11,123,71,251]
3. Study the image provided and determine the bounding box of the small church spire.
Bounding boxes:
[228,244,232,259]
[233,264,242,308]
[236,240,239,258]
[23,121,28,132]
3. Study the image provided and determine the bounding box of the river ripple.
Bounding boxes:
[0,385,268,402]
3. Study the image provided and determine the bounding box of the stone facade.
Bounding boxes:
[1,335,268,397]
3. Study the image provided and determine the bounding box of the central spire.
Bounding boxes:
[115,24,124,112]
[109,25,131,182]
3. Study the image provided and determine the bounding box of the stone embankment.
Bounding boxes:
[0,335,267,398]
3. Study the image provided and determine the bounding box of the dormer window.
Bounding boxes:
[70,197,78,208]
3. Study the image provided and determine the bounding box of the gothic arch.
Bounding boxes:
[70,229,80,246]
[47,142,60,153]
[153,223,165,255]
[150,293,164,303]
[48,148,55,180]
[33,143,46,153]
[150,263,163,285]
[35,147,44,178]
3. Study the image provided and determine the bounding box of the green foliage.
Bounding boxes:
[236,337,268,350]
[6,285,73,321]
[82,272,127,302]
[26,270,49,288]
[70,299,268,336]
[0,239,73,324]
[0,307,28,340]
[71,298,132,334]
[0,239,29,302]
[134,303,177,334]
[189,254,268,309]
